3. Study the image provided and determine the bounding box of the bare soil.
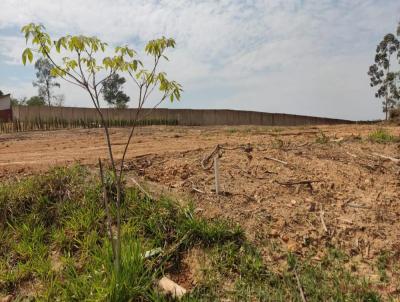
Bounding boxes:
[1,124,399,294]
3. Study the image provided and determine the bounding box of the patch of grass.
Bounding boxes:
[225,126,257,134]
[271,127,284,132]
[226,127,239,134]
[368,128,398,143]
[0,166,384,301]
[315,131,329,144]
[186,245,381,301]
[0,166,243,300]
[376,251,391,283]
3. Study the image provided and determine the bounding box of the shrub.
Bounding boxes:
[368,128,398,143]
[315,131,329,144]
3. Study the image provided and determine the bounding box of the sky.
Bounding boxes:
[0,0,399,120]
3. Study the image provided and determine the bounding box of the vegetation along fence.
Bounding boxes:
[0,105,353,133]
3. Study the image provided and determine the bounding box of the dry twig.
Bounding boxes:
[294,269,307,302]
[265,156,288,165]
[275,180,322,186]
[346,203,372,209]
[191,187,205,194]
[201,144,221,170]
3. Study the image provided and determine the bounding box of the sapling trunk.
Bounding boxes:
[99,159,117,264]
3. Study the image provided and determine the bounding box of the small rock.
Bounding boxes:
[158,277,187,300]
[0,295,13,302]
[290,199,297,205]
[281,234,289,242]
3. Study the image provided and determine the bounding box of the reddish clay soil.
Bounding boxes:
[1,124,400,293]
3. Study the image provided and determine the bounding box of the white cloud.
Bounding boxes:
[0,0,399,120]
[0,36,26,64]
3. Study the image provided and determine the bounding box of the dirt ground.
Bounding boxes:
[1,124,400,294]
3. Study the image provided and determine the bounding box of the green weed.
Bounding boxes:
[315,131,329,144]
[226,127,239,134]
[376,251,391,283]
[368,128,398,143]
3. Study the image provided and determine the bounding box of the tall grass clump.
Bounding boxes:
[368,128,398,143]
[315,130,329,144]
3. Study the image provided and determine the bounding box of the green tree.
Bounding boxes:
[368,21,400,120]
[21,23,182,271]
[10,96,23,106]
[102,74,130,108]
[26,96,46,106]
[33,57,62,106]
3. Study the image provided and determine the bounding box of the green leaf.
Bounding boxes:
[27,49,33,62]
[22,48,33,65]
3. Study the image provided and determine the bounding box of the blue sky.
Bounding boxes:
[0,0,399,120]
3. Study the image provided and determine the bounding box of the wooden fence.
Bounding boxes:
[0,105,353,133]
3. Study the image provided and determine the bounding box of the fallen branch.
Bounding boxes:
[187,180,206,194]
[265,156,288,165]
[275,180,322,186]
[201,144,253,170]
[372,152,400,163]
[191,187,205,194]
[201,144,221,170]
[346,203,371,209]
